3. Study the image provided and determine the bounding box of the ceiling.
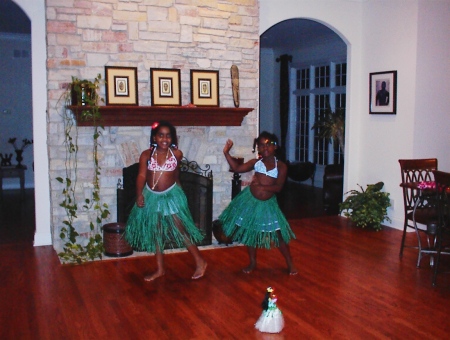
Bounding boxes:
[260,19,340,50]
[0,0,30,34]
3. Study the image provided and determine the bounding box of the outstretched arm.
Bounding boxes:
[223,139,256,173]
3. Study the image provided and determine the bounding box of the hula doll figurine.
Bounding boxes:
[255,287,285,333]
[125,121,207,281]
[219,131,298,275]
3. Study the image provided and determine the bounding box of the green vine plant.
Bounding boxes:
[56,74,110,264]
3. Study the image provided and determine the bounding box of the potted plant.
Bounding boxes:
[56,74,109,264]
[312,106,345,214]
[70,76,98,106]
[339,182,391,231]
[311,106,345,153]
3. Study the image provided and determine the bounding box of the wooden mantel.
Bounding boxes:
[68,106,253,127]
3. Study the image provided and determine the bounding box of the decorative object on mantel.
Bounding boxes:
[71,77,98,106]
[57,74,110,264]
[231,64,240,108]
[150,68,182,106]
[190,69,219,107]
[8,137,33,168]
[105,66,138,106]
[67,105,253,127]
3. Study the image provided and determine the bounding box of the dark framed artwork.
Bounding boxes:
[369,70,397,114]
[190,70,219,106]
[105,66,138,105]
[150,68,181,106]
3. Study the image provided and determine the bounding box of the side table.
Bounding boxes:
[0,165,27,200]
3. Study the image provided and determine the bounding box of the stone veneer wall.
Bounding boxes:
[46,0,259,250]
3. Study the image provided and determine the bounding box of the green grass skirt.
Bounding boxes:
[125,183,204,253]
[218,187,296,249]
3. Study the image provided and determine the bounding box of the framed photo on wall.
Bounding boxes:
[105,66,138,105]
[190,70,219,106]
[369,70,397,114]
[150,68,181,106]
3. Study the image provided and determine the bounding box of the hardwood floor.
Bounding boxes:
[2,188,450,339]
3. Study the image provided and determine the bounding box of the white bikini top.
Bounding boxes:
[254,158,278,178]
[147,148,177,172]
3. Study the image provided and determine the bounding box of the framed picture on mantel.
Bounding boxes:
[105,66,138,105]
[150,68,182,106]
[190,70,219,106]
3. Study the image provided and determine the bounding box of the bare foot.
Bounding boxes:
[144,271,165,282]
[242,263,256,274]
[289,265,298,276]
[192,261,207,280]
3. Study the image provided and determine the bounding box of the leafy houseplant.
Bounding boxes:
[339,182,391,231]
[56,74,109,264]
[311,107,345,153]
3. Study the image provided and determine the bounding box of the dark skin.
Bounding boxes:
[223,138,298,275]
[136,126,207,282]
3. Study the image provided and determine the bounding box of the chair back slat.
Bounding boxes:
[399,158,438,212]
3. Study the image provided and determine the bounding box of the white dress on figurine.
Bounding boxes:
[255,296,285,333]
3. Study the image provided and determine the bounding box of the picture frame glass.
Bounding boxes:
[150,69,181,106]
[190,70,219,106]
[105,66,138,105]
[369,70,397,114]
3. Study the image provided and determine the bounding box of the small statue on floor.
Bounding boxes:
[255,287,285,333]
[0,153,13,167]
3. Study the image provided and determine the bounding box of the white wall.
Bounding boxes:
[259,0,450,230]
[413,1,450,169]
[14,0,51,246]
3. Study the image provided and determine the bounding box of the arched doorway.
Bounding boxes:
[260,19,347,217]
[4,0,51,246]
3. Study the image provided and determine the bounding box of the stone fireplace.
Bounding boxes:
[46,1,260,252]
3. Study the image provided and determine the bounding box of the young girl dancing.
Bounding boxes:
[125,121,207,281]
[219,131,297,275]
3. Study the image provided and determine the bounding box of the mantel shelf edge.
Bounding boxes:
[68,106,253,127]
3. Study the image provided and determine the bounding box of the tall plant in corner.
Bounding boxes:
[311,106,345,153]
[56,74,110,264]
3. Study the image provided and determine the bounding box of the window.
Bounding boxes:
[292,62,346,166]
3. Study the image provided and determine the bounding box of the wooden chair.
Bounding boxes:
[398,159,438,263]
[431,170,450,286]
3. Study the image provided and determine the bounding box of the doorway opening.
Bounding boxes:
[0,0,34,245]
[260,19,348,217]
